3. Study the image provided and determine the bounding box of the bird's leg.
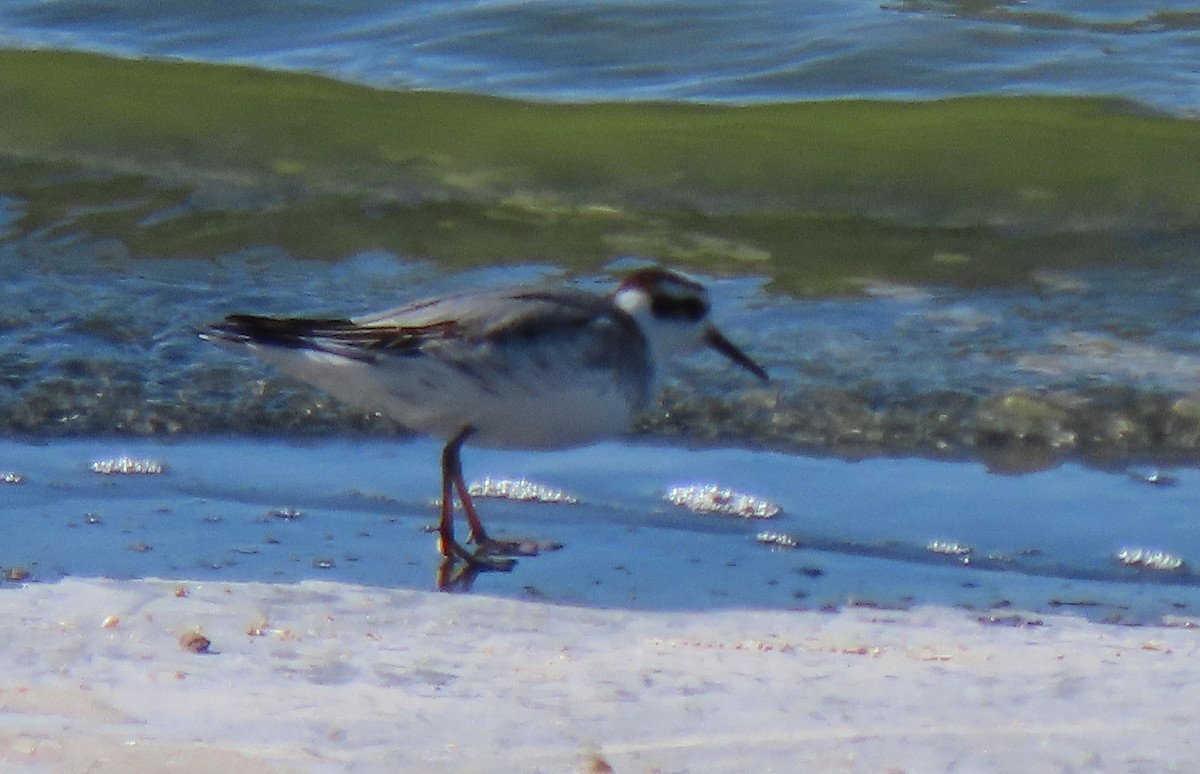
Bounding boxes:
[439,428,516,572]
[449,447,541,558]
[452,452,489,546]
[436,438,473,564]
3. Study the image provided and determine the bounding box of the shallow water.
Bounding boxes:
[2,438,1197,624]
[3,228,1200,465]
[1,0,1198,112]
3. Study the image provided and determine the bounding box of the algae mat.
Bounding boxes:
[3,50,1199,293]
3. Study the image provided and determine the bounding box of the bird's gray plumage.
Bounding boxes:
[202,283,655,449]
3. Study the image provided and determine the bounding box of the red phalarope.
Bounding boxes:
[200,267,767,585]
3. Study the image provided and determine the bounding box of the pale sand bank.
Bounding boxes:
[0,578,1195,773]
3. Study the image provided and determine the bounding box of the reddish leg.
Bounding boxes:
[438,428,516,571]
[436,431,473,563]
[448,437,541,557]
[450,450,489,545]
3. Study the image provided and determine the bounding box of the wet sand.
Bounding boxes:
[0,577,1196,773]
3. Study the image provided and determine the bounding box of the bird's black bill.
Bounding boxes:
[705,327,768,382]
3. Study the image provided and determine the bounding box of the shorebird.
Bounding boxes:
[200,267,767,581]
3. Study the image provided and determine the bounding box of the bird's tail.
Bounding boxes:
[198,314,357,350]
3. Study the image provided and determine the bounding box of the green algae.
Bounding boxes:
[2,49,1200,293]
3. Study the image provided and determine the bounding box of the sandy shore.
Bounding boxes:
[0,578,1195,773]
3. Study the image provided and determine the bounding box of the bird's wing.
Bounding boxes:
[205,286,628,362]
[353,286,622,345]
[201,314,432,361]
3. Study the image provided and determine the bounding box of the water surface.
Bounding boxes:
[3,438,1197,623]
[1,0,1198,112]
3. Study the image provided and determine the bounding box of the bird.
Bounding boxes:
[199,266,767,583]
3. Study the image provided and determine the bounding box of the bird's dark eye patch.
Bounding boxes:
[650,293,709,322]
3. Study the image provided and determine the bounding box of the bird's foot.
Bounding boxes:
[472,535,561,557]
[433,531,563,591]
[439,533,518,568]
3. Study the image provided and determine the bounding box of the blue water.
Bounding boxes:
[3,438,1198,622]
[1,0,1198,112]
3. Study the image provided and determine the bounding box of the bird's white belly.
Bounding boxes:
[450,380,636,449]
[253,345,646,450]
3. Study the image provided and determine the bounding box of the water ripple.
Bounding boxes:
[0,0,1196,111]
